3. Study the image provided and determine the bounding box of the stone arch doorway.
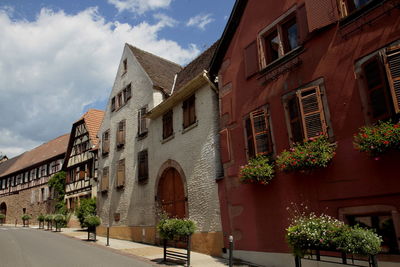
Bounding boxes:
[0,202,7,223]
[157,167,187,219]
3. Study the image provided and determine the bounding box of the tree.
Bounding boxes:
[48,171,66,214]
[75,197,96,228]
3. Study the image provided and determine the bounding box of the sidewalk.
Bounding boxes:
[59,227,234,267]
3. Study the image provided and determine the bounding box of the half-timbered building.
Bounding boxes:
[63,109,104,211]
[0,134,69,224]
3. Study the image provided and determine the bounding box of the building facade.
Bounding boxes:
[0,134,69,224]
[210,0,400,266]
[97,43,223,255]
[63,109,104,211]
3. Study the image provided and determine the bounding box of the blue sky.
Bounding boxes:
[0,0,235,157]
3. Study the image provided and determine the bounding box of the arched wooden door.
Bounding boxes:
[0,202,6,223]
[157,168,187,218]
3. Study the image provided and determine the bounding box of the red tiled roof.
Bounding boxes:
[127,44,182,94]
[78,109,105,147]
[0,134,70,177]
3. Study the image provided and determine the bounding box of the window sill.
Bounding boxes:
[259,46,303,75]
[182,121,198,134]
[161,133,175,144]
[339,0,389,28]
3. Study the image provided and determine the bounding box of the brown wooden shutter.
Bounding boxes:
[66,171,71,184]
[116,159,125,187]
[362,56,392,120]
[126,84,132,100]
[101,167,109,192]
[244,41,259,78]
[297,86,327,139]
[250,110,272,155]
[245,117,255,158]
[304,0,338,32]
[384,45,400,114]
[183,99,190,128]
[102,131,110,154]
[285,95,304,143]
[138,151,148,182]
[296,4,309,45]
[111,97,116,111]
[189,95,196,125]
[117,121,125,146]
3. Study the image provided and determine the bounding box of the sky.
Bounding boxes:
[0,0,235,158]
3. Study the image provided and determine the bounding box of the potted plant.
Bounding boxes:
[157,217,196,241]
[53,214,66,232]
[37,214,45,229]
[276,135,336,172]
[353,120,400,157]
[0,214,5,225]
[239,155,275,185]
[84,215,101,241]
[44,214,53,230]
[21,214,32,227]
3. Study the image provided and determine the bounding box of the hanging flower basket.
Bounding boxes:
[239,155,275,185]
[276,135,336,172]
[353,120,400,157]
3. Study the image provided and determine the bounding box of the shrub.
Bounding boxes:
[84,215,101,228]
[354,121,400,156]
[37,214,45,222]
[0,214,5,220]
[75,197,96,228]
[286,213,382,256]
[239,155,275,185]
[157,218,196,240]
[53,214,66,224]
[21,214,32,221]
[44,214,53,222]
[276,135,336,172]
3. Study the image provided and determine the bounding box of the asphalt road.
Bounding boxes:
[0,226,154,267]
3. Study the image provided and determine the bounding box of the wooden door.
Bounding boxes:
[0,202,6,223]
[158,168,187,219]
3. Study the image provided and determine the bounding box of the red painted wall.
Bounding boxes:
[217,0,400,255]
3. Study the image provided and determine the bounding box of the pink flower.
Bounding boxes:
[374,157,380,161]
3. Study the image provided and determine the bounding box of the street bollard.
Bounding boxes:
[229,235,233,267]
[106,227,110,246]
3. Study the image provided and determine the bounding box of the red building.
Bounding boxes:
[210,0,400,266]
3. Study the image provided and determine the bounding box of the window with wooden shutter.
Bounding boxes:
[138,150,148,182]
[384,45,400,114]
[183,95,196,129]
[286,95,304,143]
[138,106,148,137]
[125,84,132,101]
[102,130,110,155]
[117,92,123,109]
[111,97,116,112]
[361,56,393,121]
[116,159,125,188]
[101,167,109,192]
[116,120,125,148]
[244,41,259,78]
[297,86,328,139]
[245,109,273,158]
[162,110,173,139]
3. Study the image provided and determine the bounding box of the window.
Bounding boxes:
[116,120,125,148]
[117,92,123,109]
[162,110,173,139]
[259,14,299,67]
[138,106,148,137]
[111,97,116,112]
[138,150,148,182]
[24,172,29,183]
[284,85,329,143]
[116,159,125,188]
[123,59,127,73]
[183,95,196,129]
[102,130,110,155]
[338,0,373,17]
[358,44,400,122]
[245,109,273,158]
[100,167,109,192]
[123,84,132,102]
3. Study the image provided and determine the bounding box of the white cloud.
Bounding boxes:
[108,0,172,15]
[186,13,214,30]
[0,8,199,158]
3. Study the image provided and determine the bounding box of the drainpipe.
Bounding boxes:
[202,70,218,94]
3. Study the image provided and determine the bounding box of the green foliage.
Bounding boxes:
[83,215,101,228]
[157,218,196,240]
[21,214,32,221]
[44,214,53,222]
[354,121,400,156]
[37,214,45,222]
[286,213,382,256]
[48,171,67,215]
[75,197,96,228]
[276,135,336,172]
[0,214,5,220]
[53,214,66,223]
[239,155,275,185]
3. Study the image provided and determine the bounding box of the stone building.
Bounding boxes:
[63,109,104,211]
[0,134,69,224]
[97,43,223,255]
